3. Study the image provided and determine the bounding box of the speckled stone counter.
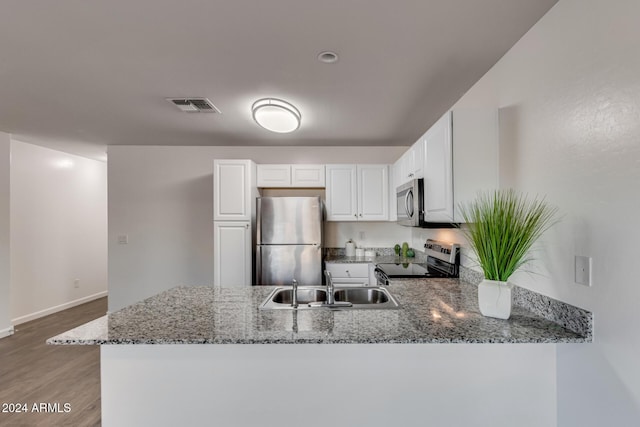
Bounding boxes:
[48,278,590,345]
[324,246,427,264]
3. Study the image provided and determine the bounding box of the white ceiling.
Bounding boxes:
[0,0,558,161]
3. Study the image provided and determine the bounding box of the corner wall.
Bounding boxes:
[107,146,406,311]
[10,140,107,324]
[0,132,10,338]
[428,0,640,424]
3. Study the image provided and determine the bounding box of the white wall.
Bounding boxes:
[108,145,406,311]
[102,344,557,427]
[0,132,10,338]
[10,140,107,324]
[416,0,640,424]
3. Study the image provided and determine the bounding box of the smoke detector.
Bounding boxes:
[166,98,221,113]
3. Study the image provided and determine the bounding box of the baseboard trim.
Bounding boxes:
[0,325,15,339]
[12,291,108,325]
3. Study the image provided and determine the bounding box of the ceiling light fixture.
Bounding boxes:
[251,98,301,133]
[317,51,339,64]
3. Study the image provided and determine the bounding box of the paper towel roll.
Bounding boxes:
[345,241,356,257]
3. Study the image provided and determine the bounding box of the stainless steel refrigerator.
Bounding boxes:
[256,197,323,286]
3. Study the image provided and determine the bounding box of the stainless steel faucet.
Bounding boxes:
[291,279,298,308]
[324,271,335,305]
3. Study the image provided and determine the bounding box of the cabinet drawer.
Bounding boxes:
[325,263,369,278]
[330,278,368,287]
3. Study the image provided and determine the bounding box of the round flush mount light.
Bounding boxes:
[317,51,339,64]
[251,98,301,133]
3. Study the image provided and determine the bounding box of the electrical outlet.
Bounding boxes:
[118,234,128,244]
[74,279,80,288]
[575,256,592,286]
[359,231,365,240]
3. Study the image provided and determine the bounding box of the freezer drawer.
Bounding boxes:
[256,245,322,286]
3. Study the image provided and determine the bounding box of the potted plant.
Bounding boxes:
[459,189,558,319]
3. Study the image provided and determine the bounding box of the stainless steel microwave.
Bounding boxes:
[396,179,424,227]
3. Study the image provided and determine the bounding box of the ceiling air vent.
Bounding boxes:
[166,98,221,113]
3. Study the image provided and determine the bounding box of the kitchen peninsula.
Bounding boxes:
[50,274,590,427]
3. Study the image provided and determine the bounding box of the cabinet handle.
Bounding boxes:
[354,214,357,217]
[245,224,249,229]
[359,213,362,217]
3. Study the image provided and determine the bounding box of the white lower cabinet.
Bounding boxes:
[213,221,252,286]
[325,263,374,286]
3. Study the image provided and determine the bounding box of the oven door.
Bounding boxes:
[396,179,423,227]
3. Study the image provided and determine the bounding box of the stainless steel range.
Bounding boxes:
[374,239,460,286]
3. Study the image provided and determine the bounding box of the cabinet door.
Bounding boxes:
[389,159,401,222]
[291,164,325,187]
[257,164,291,187]
[424,111,454,222]
[398,150,412,184]
[358,165,389,221]
[412,138,425,179]
[213,222,251,286]
[214,160,253,221]
[325,165,358,221]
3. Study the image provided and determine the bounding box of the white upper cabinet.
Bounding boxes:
[291,164,325,187]
[412,138,425,179]
[424,111,454,222]
[325,164,358,221]
[420,109,498,223]
[396,139,425,186]
[358,165,389,220]
[256,164,325,188]
[326,164,388,221]
[213,159,256,221]
[256,164,291,187]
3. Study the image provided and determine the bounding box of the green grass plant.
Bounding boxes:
[459,189,558,282]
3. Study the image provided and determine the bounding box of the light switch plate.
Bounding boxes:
[575,255,592,286]
[118,234,129,244]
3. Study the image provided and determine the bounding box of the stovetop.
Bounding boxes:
[375,262,450,278]
[375,240,460,279]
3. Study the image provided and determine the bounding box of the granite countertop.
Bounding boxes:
[48,279,590,346]
[324,254,422,264]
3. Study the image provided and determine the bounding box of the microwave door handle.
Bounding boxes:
[405,190,412,218]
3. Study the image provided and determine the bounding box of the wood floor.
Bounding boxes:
[0,297,107,427]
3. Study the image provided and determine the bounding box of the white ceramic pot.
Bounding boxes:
[478,279,514,319]
[345,241,356,257]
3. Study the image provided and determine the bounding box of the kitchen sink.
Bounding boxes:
[260,286,399,310]
[271,288,327,304]
[334,288,389,304]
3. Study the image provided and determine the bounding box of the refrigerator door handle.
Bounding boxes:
[256,245,262,285]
